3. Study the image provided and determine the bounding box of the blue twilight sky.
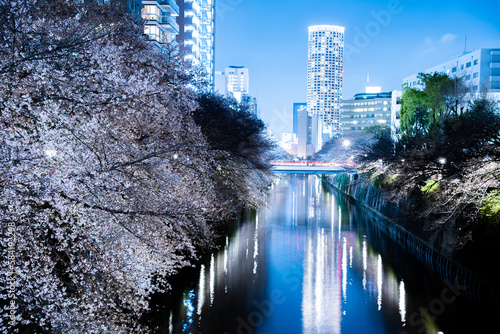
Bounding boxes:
[214,0,500,136]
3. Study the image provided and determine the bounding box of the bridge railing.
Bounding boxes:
[270,160,357,168]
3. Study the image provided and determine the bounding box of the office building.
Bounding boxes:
[307,25,345,140]
[279,133,298,156]
[177,0,216,87]
[296,104,320,158]
[214,71,229,96]
[403,48,500,107]
[390,90,402,141]
[225,66,250,102]
[241,94,258,116]
[141,0,180,47]
[215,66,258,114]
[340,87,401,136]
[293,103,307,138]
[215,66,250,102]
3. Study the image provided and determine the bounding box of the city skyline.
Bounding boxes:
[215,0,500,136]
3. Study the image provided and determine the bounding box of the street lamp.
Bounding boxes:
[45,149,57,159]
[342,139,351,149]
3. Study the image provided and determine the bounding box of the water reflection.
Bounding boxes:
[157,207,268,334]
[157,174,498,334]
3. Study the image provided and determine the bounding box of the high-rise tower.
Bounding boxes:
[307,25,345,140]
[177,0,216,88]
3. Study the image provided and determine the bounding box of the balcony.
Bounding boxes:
[160,0,179,16]
[160,15,179,33]
[146,33,169,45]
[142,13,179,34]
[142,0,179,16]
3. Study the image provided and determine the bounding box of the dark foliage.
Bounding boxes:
[358,126,395,162]
[192,92,273,169]
[357,73,500,253]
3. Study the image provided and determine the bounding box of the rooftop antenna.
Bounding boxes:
[464,34,467,54]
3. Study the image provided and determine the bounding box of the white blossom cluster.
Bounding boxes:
[0,1,271,333]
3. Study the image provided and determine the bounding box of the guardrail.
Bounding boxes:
[270,160,357,168]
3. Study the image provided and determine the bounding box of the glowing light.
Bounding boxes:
[362,239,367,290]
[253,214,259,275]
[342,237,347,300]
[349,246,353,268]
[45,149,57,158]
[209,254,215,305]
[169,311,173,333]
[308,25,345,33]
[224,237,228,293]
[365,86,382,94]
[338,206,342,238]
[331,195,335,234]
[197,265,205,315]
[315,230,325,326]
[377,254,383,310]
[399,280,406,323]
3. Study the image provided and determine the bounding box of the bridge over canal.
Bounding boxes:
[270,160,357,173]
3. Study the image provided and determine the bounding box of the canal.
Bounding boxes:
[153,174,499,334]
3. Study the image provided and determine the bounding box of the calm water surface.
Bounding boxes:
[154,174,499,334]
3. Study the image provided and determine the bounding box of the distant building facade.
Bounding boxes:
[224,66,249,102]
[403,48,500,108]
[279,133,298,156]
[307,25,345,140]
[390,90,402,141]
[177,0,216,87]
[295,104,319,158]
[293,103,307,138]
[340,87,401,136]
[241,94,258,116]
[214,70,228,96]
[214,66,258,115]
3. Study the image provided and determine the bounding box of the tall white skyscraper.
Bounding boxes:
[307,25,345,141]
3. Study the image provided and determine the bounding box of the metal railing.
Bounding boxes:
[142,13,179,33]
[160,0,179,14]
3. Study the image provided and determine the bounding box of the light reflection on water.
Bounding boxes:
[157,174,498,334]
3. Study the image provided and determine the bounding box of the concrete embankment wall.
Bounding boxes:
[323,173,500,310]
[325,173,403,219]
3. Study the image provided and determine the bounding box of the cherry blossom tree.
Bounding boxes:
[0,1,272,333]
